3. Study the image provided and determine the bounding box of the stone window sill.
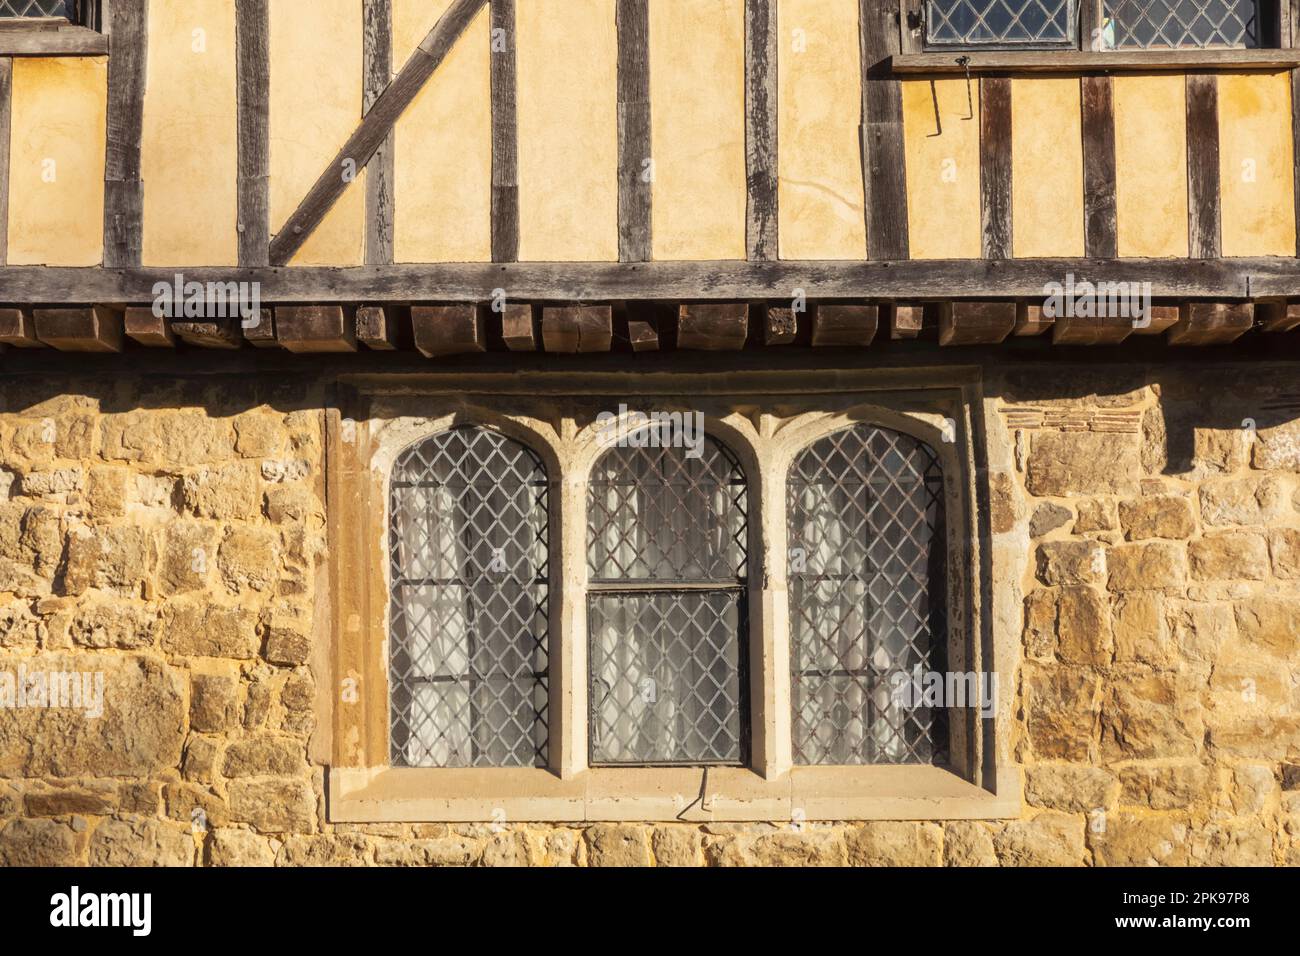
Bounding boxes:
[329,764,1022,823]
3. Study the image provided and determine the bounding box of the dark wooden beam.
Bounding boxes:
[356,305,402,349]
[0,28,108,57]
[616,0,651,263]
[412,304,488,357]
[364,0,395,266]
[173,319,243,350]
[1013,302,1054,336]
[268,0,490,266]
[1130,304,1180,335]
[979,77,1012,261]
[1081,75,1118,259]
[490,0,519,263]
[274,305,358,353]
[1185,73,1221,260]
[889,303,924,338]
[862,0,909,260]
[0,307,42,347]
[0,57,10,267]
[811,305,878,347]
[33,306,124,352]
[1168,301,1252,345]
[678,303,749,350]
[243,308,277,347]
[1258,299,1300,332]
[103,0,148,268]
[745,0,777,261]
[236,0,270,267]
[898,0,923,53]
[123,306,175,347]
[542,306,613,353]
[499,302,536,351]
[1051,314,1134,345]
[938,301,1015,346]
[765,306,798,345]
[626,318,659,352]
[1,259,1298,302]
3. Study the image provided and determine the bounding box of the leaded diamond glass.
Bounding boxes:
[1103,0,1258,48]
[0,1,73,17]
[587,434,749,766]
[926,0,1077,46]
[788,425,949,766]
[388,427,549,768]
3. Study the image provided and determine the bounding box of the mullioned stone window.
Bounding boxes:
[326,371,1016,824]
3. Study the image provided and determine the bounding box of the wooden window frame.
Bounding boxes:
[324,370,1019,823]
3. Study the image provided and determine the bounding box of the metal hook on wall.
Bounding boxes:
[958,55,974,120]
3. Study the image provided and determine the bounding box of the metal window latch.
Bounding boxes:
[957,55,974,120]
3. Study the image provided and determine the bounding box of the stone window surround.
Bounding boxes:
[324,368,1021,823]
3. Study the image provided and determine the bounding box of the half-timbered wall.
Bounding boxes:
[2,0,1296,270]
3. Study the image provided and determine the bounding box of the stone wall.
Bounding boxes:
[0,364,1296,866]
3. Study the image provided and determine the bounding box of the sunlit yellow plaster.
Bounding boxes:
[142,0,238,266]
[269,0,365,266]
[7,58,107,266]
[392,0,491,263]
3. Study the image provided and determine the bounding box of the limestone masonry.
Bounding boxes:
[0,361,1297,866]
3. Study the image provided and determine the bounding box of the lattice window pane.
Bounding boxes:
[788,425,949,766]
[0,0,73,17]
[388,427,549,768]
[587,435,749,766]
[1103,0,1258,47]
[589,591,746,764]
[588,437,747,583]
[926,0,1077,46]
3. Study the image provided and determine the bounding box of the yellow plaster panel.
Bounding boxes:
[7,58,107,266]
[1113,74,1188,258]
[650,0,747,261]
[1218,71,1296,258]
[777,0,866,260]
[1011,78,1083,258]
[516,0,618,262]
[393,0,491,263]
[270,0,364,266]
[142,0,238,266]
[901,78,980,260]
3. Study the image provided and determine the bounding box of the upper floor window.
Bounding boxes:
[586,434,749,767]
[925,0,1079,48]
[923,0,1265,48]
[1102,0,1259,48]
[0,1,76,19]
[788,425,948,766]
[387,427,550,768]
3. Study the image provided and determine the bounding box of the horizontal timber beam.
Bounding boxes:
[2,259,1298,303]
[0,28,107,57]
